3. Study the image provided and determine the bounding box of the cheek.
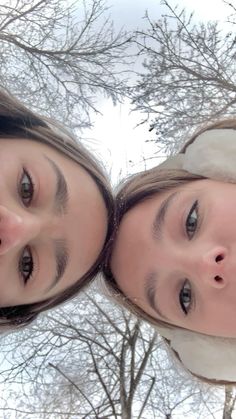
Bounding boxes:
[197,300,236,337]
[217,203,236,236]
[205,193,236,240]
[0,157,13,183]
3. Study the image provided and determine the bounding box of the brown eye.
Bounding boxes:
[20,170,34,207]
[19,246,34,284]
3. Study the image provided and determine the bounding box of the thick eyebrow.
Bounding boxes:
[46,239,69,292]
[152,191,180,240]
[147,191,181,320]
[42,156,69,291]
[44,155,69,216]
[145,272,169,321]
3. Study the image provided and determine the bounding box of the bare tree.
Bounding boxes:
[130,0,236,154]
[0,287,226,418]
[0,0,132,128]
[223,387,236,419]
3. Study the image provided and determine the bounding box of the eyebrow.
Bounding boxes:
[146,191,181,320]
[47,239,69,291]
[145,272,169,321]
[45,156,69,216]
[152,191,180,241]
[42,156,70,291]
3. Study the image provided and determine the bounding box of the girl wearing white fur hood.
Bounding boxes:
[102,119,236,384]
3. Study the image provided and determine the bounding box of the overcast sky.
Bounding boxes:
[83,0,231,184]
[110,0,230,28]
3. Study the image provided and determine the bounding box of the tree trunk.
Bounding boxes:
[222,387,236,419]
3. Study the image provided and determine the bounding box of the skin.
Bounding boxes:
[111,179,236,338]
[0,138,107,306]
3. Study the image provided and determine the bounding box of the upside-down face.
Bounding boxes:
[0,138,107,306]
[111,179,236,338]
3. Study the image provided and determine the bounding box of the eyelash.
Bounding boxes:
[20,169,35,207]
[179,280,192,315]
[185,200,199,240]
[18,246,35,285]
[18,169,35,284]
[179,200,199,314]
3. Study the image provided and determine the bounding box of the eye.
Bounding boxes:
[179,280,192,315]
[186,200,198,239]
[19,246,34,285]
[19,170,34,207]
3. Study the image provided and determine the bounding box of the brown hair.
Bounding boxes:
[0,89,114,330]
[102,118,236,385]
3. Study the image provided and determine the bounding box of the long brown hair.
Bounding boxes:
[0,89,114,330]
[102,118,236,385]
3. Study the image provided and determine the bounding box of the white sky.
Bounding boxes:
[83,0,231,184]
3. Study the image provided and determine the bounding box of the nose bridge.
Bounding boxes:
[0,205,41,255]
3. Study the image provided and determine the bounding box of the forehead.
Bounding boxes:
[110,193,169,318]
[110,191,167,294]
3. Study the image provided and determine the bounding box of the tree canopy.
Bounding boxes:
[130,0,236,154]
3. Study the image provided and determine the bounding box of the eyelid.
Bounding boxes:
[179,279,191,315]
[18,167,38,207]
[29,245,39,283]
[179,279,195,316]
[23,167,37,205]
[16,167,39,286]
[184,200,201,240]
[17,245,38,286]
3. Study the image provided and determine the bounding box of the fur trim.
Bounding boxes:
[183,130,236,182]
[170,330,236,381]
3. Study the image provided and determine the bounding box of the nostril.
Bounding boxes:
[216,254,224,263]
[214,275,223,282]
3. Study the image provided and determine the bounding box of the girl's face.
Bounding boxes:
[0,138,107,306]
[111,179,236,338]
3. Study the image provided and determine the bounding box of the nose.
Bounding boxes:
[201,246,228,289]
[0,205,41,255]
